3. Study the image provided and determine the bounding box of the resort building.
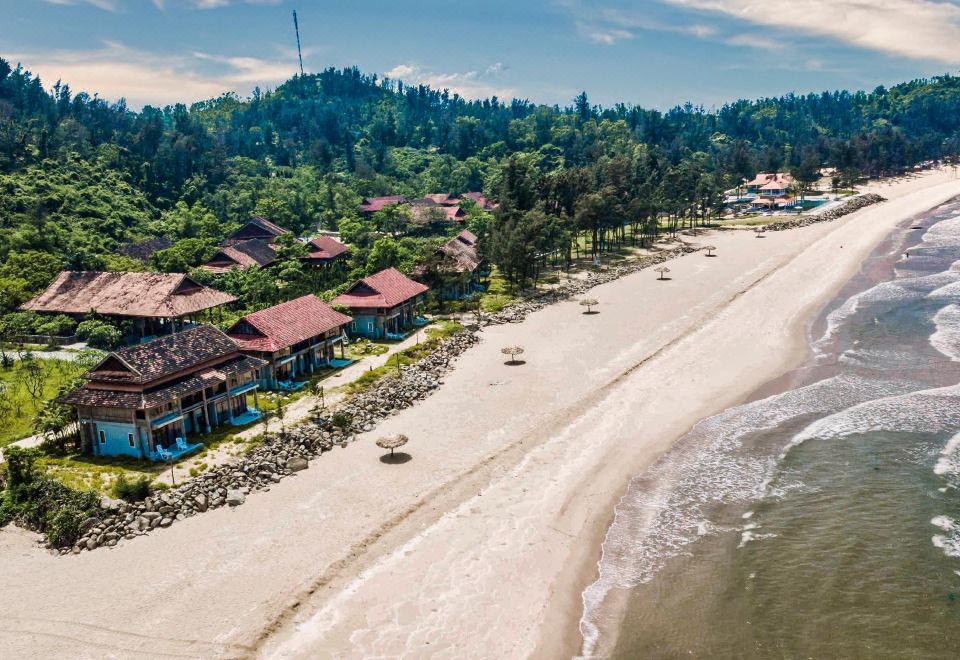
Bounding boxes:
[303,235,350,267]
[21,271,236,338]
[201,239,277,274]
[119,238,173,263]
[226,295,352,389]
[224,216,290,245]
[745,173,796,210]
[359,195,407,215]
[359,192,494,218]
[416,229,482,299]
[461,192,497,211]
[61,325,266,460]
[333,267,429,339]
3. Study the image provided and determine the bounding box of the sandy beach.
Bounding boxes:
[2,169,960,659]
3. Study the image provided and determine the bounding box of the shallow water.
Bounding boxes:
[581,199,960,659]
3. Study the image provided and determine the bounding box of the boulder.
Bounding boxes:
[286,456,308,473]
[226,490,246,507]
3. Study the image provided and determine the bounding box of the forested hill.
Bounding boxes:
[3,55,960,309]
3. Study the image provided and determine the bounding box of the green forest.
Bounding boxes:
[3,57,960,321]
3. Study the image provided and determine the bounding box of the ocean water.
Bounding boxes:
[580,200,960,659]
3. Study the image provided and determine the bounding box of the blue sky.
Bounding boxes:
[2,0,960,110]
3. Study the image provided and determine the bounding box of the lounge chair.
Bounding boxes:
[155,445,172,461]
[175,437,189,452]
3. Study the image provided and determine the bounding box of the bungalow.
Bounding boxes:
[303,235,350,267]
[21,271,236,338]
[333,267,429,339]
[226,295,352,389]
[359,195,407,215]
[119,238,173,263]
[60,325,266,460]
[416,229,482,299]
[461,192,497,211]
[201,239,277,274]
[224,217,290,245]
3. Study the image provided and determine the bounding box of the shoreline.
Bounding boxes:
[260,172,960,658]
[553,175,960,659]
[2,171,960,659]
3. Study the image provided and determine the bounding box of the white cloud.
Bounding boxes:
[43,0,119,10]
[5,41,297,108]
[664,0,960,64]
[383,62,516,100]
[573,7,717,44]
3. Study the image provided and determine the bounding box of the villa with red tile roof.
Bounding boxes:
[224,217,291,245]
[359,195,407,215]
[60,325,265,460]
[303,235,350,267]
[226,295,352,388]
[745,172,797,210]
[415,229,482,299]
[201,239,277,274]
[21,271,236,338]
[461,192,497,211]
[332,267,429,339]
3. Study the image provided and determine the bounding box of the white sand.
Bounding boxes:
[2,170,959,659]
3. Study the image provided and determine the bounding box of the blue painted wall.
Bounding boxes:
[93,420,141,458]
[349,314,383,339]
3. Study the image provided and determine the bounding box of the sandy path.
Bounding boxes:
[1,170,958,659]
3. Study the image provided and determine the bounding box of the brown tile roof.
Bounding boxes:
[202,239,277,273]
[226,295,352,353]
[304,235,350,262]
[119,238,174,262]
[439,229,481,273]
[225,217,290,244]
[410,204,465,225]
[461,192,496,210]
[21,272,236,318]
[62,355,265,410]
[332,268,429,310]
[359,195,407,214]
[88,325,241,385]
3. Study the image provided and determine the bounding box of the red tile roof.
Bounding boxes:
[224,217,291,245]
[332,268,429,309]
[359,195,407,213]
[202,239,277,274]
[461,192,497,210]
[304,235,350,262]
[226,295,352,353]
[21,272,236,318]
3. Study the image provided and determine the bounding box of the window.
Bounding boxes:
[351,321,357,332]
[128,433,136,448]
[367,322,374,332]
[98,430,106,444]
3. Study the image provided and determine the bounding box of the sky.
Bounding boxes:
[2,0,960,110]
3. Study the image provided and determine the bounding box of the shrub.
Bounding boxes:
[111,474,152,502]
[151,481,170,492]
[76,319,122,349]
[36,314,76,339]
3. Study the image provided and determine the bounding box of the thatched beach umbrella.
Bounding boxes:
[704,245,717,257]
[579,298,599,314]
[655,266,671,280]
[501,346,525,364]
[376,434,409,457]
[754,226,766,238]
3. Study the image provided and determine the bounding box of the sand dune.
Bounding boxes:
[2,169,959,659]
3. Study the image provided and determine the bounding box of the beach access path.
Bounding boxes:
[0,170,958,659]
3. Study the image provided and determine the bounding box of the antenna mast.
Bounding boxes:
[292,10,305,76]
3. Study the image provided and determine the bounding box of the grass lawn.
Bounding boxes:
[480,268,517,313]
[0,358,90,447]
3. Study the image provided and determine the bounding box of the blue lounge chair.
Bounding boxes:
[175,437,189,452]
[155,445,172,461]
